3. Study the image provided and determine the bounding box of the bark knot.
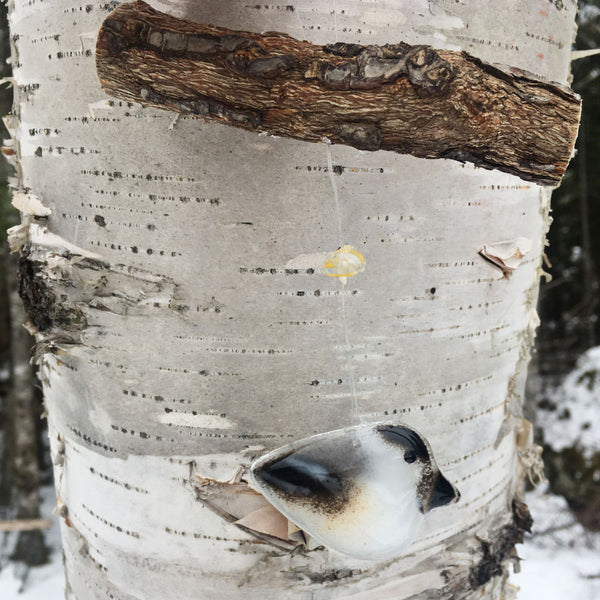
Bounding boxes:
[305,43,455,95]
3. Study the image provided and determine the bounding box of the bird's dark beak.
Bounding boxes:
[427,473,460,512]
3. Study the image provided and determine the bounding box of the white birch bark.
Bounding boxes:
[6,1,577,598]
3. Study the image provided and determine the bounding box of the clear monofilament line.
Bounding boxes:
[341,292,361,420]
[326,144,343,246]
[325,143,361,422]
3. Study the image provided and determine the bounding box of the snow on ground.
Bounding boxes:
[0,553,65,600]
[537,346,600,457]
[0,486,65,599]
[0,484,598,599]
[512,484,600,600]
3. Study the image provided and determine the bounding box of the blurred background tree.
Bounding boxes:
[0,0,50,572]
[534,0,600,532]
[0,0,17,509]
[537,1,600,376]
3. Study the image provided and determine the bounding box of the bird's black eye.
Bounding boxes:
[404,450,417,463]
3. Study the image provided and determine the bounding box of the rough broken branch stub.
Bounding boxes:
[96,0,581,186]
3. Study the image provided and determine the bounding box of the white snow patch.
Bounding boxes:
[512,485,600,600]
[0,486,65,600]
[537,346,600,457]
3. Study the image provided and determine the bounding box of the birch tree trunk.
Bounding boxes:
[6,1,577,599]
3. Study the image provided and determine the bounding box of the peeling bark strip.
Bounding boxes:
[468,499,533,589]
[17,254,87,333]
[96,0,580,186]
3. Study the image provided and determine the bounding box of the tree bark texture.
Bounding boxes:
[6,1,577,599]
[96,1,580,187]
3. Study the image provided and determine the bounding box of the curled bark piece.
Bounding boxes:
[479,237,532,278]
[11,193,52,217]
[193,475,302,551]
[96,0,581,186]
[234,505,290,542]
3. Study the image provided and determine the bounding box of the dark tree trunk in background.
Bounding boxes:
[5,255,48,566]
[0,243,12,508]
[0,0,15,514]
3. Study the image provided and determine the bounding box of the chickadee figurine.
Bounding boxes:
[250,422,460,560]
